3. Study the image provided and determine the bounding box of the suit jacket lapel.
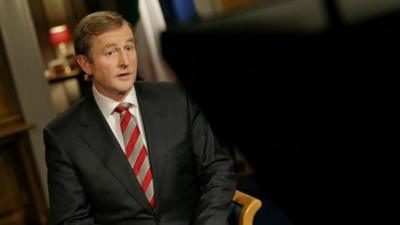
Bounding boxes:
[136,83,168,212]
[77,92,153,212]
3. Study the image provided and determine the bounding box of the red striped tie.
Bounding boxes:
[115,103,155,208]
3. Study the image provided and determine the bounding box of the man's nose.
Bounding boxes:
[118,51,129,67]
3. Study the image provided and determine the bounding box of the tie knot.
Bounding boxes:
[115,102,130,114]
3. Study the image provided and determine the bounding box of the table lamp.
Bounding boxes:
[49,25,72,59]
[48,25,76,76]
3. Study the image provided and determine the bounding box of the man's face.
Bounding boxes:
[77,22,137,101]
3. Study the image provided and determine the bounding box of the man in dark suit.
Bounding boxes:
[44,11,236,225]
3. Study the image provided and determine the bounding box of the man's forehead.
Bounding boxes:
[93,23,134,40]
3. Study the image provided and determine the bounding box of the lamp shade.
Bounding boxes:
[49,25,71,46]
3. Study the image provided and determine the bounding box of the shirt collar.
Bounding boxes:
[92,85,139,118]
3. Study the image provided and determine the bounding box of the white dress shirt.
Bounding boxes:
[92,85,148,153]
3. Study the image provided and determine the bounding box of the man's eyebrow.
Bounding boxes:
[103,43,117,49]
[102,38,135,50]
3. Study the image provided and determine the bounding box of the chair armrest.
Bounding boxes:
[232,190,262,225]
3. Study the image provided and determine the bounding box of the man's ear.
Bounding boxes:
[76,55,93,75]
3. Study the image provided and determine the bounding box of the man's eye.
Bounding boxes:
[125,45,135,51]
[105,50,115,56]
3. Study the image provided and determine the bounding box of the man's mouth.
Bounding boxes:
[117,72,130,77]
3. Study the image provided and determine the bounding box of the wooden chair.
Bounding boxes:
[229,190,262,225]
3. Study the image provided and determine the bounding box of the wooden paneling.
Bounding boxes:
[0,32,21,120]
[0,122,46,225]
[26,0,55,68]
[0,142,29,213]
[0,31,47,225]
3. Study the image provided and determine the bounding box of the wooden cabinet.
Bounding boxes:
[0,29,47,225]
[0,119,47,225]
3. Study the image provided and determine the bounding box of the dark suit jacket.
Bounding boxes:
[44,82,236,225]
